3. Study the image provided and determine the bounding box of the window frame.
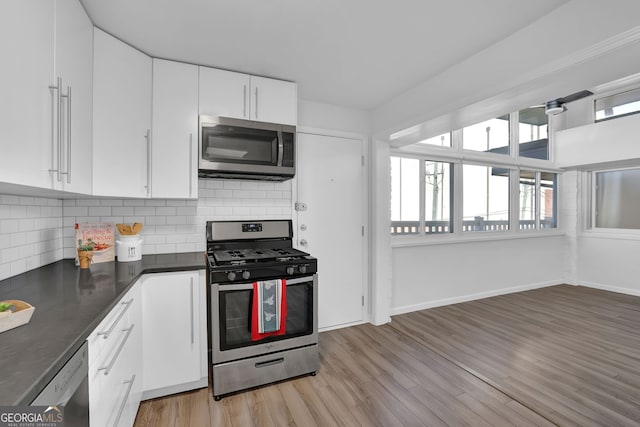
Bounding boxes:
[588,166,640,235]
[390,111,562,244]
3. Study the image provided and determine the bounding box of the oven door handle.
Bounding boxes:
[216,275,314,291]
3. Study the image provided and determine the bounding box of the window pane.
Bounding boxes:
[595,87,640,121]
[540,172,557,229]
[595,168,640,229]
[418,132,451,147]
[390,157,420,234]
[463,164,510,232]
[518,107,549,160]
[462,116,509,154]
[424,161,452,233]
[519,170,536,230]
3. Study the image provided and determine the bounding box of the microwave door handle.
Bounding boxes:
[277,131,284,167]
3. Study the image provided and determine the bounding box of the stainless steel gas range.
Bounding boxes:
[205,220,318,400]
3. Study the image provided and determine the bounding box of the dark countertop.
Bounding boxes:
[0,252,207,405]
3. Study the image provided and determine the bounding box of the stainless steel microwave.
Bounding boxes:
[199,115,295,181]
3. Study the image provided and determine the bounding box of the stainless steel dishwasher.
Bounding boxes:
[31,341,89,426]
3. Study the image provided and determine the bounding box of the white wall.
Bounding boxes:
[0,195,63,281]
[391,236,565,315]
[555,105,640,296]
[298,99,371,135]
[577,235,640,295]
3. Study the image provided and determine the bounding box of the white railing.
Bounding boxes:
[390,218,553,235]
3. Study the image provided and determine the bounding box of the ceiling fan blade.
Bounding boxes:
[557,90,594,104]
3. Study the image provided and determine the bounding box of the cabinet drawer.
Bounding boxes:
[88,287,137,366]
[89,320,138,427]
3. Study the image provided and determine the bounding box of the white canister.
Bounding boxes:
[116,235,143,262]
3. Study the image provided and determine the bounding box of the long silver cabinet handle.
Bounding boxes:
[189,133,193,198]
[255,87,259,119]
[113,374,136,427]
[145,129,151,196]
[60,85,71,183]
[243,85,247,118]
[97,298,133,339]
[190,277,194,345]
[48,78,61,181]
[98,324,134,376]
[66,86,71,184]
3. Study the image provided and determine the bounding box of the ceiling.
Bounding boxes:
[79,0,569,111]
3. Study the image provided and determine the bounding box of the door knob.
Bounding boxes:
[299,239,308,246]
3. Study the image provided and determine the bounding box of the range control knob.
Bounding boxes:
[299,265,307,274]
[242,270,251,280]
[286,266,295,275]
[227,271,236,281]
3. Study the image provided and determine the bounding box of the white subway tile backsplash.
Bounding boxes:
[2,178,292,279]
[134,207,156,216]
[88,207,112,217]
[76,199,101,207]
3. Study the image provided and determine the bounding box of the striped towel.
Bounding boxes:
[251,279,287,341]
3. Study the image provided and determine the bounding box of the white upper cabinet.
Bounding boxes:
[199,67,297,125]
[54,0,94,194]
[249,75,297,125]
[151,59,198,199]
[0,0,92,193]
[199,67,251,120]
[0,1,54,190]
[93,28,152,198]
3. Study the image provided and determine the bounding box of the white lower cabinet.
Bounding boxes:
[141,270,208,399]
[88,282,142,427]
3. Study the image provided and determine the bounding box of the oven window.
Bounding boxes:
[202,125,277,165]
[219,282,313,350]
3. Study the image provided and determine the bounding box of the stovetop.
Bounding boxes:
[205,219,317,283]
[210,247,310,265]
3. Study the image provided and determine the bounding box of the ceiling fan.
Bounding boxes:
[542,89,594,115]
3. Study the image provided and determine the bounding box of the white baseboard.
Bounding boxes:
[319,319,366,333]
[390,280,560,316]
[578,280,640,297]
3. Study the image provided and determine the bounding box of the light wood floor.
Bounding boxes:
[134,285,640,426]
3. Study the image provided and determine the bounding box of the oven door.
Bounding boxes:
[211,275,317,364]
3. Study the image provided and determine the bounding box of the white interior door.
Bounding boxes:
[296,132,365,329]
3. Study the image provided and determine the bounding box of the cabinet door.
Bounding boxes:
[0,1,55,189]
[152,59,198,198]
[199,66,250,119]
[142,271,202,392]
[93,28,152,198]
[55,0,93,194]
[250,76,297,125]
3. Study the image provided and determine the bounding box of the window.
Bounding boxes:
[463,164,510,232]
[594,168,640,229]
[390,108,560,237]
[519,170,536,229]
[518,170,557,230]
[463,116,509,154]
[518,107,549,160]
[424,161,452,233]
[418,132,451,147]
[540,172,557,229]
[595,87,640,122]
[390,157,420,234]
